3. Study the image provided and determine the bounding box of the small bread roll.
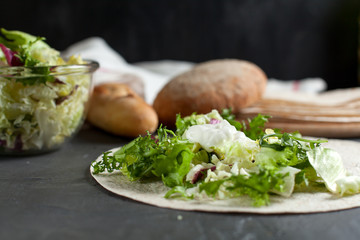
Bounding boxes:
[153,59,267,126]
[87,83,158,137]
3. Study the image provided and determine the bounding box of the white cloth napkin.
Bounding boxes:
[62,37,175,104]
[62,37,327,104]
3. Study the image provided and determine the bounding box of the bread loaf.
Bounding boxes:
[87,82,158,137]
[153,59,267,126]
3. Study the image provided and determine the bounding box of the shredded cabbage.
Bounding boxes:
[0,72,91,151]
[0,29,92,152]
[184,120,260,169]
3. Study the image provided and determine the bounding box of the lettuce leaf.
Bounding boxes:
[257,132,327,186]
[307,146,360,195]
[152,143,194,187]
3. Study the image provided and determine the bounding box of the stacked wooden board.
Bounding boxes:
[236,88,360,138]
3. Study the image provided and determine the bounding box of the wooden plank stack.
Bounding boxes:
[236,88,360,138]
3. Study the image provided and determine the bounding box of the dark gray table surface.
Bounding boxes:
[1,124,360,240]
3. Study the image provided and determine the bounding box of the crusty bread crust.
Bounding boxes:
[153,59,267,126]
[87,82,158,137]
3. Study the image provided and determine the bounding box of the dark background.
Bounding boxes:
[1,0,359,90]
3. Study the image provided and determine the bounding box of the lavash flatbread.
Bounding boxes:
[90,139,360,214]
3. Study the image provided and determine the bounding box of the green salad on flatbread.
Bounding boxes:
[92,109,360,207]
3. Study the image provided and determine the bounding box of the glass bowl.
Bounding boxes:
[0,60,99,155]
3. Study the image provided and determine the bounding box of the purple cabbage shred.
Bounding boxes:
[0,43,23,66]
[210,118,221,124]
[191,166,216,184]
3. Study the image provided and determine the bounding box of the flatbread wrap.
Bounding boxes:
[90,110,360,214]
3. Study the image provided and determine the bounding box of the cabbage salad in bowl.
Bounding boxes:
[92,109,360,207]
[0,29,98,155]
